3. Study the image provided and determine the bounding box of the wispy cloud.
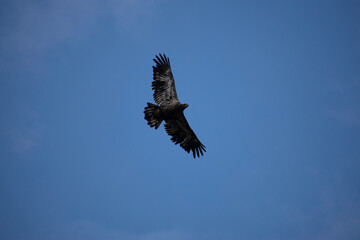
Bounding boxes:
[41,220,194,240]
[330,107,360,127]
[309,214,360,240]
[326,75,360,127]
[3,108,45,153]
[0,0,165,69]
[1,0,100,69]
[105,0,166,28]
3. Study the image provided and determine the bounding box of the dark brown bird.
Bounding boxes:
[144,54,206,158]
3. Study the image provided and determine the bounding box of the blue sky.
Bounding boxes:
[1,0,360,239]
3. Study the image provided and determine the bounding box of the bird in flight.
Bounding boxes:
[144,54,206,158]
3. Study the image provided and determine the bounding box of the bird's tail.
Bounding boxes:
[144,102,163,129]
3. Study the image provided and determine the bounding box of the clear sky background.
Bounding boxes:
[1,0,360,239]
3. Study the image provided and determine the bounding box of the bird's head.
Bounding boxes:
[182,103,189,109]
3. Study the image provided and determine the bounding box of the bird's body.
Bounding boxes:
[144,54,206,158]
[160,103,188,119]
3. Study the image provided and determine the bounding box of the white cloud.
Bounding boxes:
[326,76,360,127]
[0,0,166,69]
[105,0,165,28]
[1,0,100,69]
[4,108,45,153]
[309,216,360,240]
[42,220,194,240]
[331,107,360,127]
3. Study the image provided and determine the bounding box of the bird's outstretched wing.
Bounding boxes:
[164,112,206,158]
[152,54,179,106]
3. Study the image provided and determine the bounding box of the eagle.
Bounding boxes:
[144,54,206,158]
